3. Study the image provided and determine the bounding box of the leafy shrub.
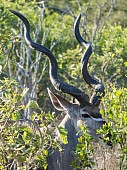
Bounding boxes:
[99,87,127,169]
[0,78,62,170]
[72,125,94,170]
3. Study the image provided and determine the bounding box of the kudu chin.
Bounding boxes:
[10,10,111,170]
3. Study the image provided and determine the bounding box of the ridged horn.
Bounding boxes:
[74,14,105,106]
[10,10,91,107]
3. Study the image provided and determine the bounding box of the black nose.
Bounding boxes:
[99,133,112,147]
[105,133,112,147]
[107,141,112,146]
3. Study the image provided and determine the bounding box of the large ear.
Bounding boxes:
[47,88,72,111]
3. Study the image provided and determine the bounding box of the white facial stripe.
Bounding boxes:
[82,113,104,121]
[91,117,104,121]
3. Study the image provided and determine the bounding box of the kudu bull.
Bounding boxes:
[10,10,110,170]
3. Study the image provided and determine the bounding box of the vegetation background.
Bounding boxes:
[0,0,127,169]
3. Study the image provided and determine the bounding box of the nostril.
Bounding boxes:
[107,141,112,147]
[99,136,102,139]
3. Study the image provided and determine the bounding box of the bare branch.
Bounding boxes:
[101,0,117,31]
[94,0,117,46]
[92,0,108,43]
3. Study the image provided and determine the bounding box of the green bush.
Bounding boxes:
[0,78,62,170]
[99,87,127,169]
[72,125,94,170]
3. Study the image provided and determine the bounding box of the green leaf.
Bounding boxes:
[26,100,40,110]
[0,65,2,72]
[43,149,48,156]
[15,138,25,145]
[78,136,83,143]
[57,126,68,144]
[22,131,30,144]
[35,155,45,161]
[21,88,29,99]
[21,126,32,134]
[17,155,26,162]
[11,112,20,121]
[124,62,127,67]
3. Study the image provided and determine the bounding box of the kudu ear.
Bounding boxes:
[47,88,72,111]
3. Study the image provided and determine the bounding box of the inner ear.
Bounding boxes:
[47,88,72,111]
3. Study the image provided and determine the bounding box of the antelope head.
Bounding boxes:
[10,10,108,142]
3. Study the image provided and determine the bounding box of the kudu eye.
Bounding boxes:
[82,114,90,118]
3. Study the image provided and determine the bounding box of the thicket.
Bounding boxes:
[0,0,127,169]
